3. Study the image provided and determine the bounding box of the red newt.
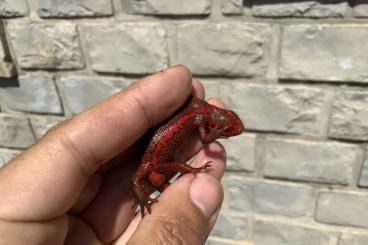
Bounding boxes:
[131,95,244,217]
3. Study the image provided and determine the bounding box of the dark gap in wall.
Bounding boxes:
[244,0,252,8]
[0,77,19,87]
[0,20,17,79]
[279,79,368,88]
[251,0,346,4]
[0,21,12,64]
[349,0,356,7]
[327,136,368,144]
[247,0,360,8]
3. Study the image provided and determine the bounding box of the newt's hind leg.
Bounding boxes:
[132,162,160,217]
[154,161,212,174]
[149,161,212,190]
[132,178,159,217]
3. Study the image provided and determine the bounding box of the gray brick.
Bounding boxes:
[264,138,356,185]
[220,133,255,172]
[0,150,19,167]
[354,1,368,17]
[359,147,368,187]
[339,234,368,245]
[129,0,210,15]
[30,116,64,139]
[280,25,368,83]
[0,0,28,17]
[177,23,270,77]
[229,83,323,135]
[59,76,130,114]
[0,75,62,114]
[316,191,368,228]
[254,219,336,245]
[37,0,113,17]
[202,81,220,100]
[221,0,243,15]
[84,24,167,74]
[0,115,35,148]
[329,90,368,141]
[205,239,236,245]
[8,23,84,70]
[211,213,247,240]
[222,175,250,212]
[252,1,347,17]
[224,176,313,217]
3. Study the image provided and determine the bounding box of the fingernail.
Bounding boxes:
[189,174,223,218]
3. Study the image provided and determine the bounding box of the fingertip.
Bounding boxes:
[126,174,219,244]
[162,64,192,85]
[192,78,205,99]
[206,98,227,110]
[189,174,223,219]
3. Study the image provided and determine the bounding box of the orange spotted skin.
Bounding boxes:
[132,95,244,217]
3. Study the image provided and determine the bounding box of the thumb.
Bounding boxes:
[127,173,223,244]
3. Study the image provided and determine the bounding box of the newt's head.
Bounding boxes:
[222,110,245,137]
[210,108,245,137]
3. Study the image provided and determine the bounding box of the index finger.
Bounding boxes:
[0,65,193,221]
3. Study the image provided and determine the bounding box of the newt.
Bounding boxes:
[131,95,244,217]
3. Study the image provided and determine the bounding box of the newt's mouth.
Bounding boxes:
[222,111,245,136]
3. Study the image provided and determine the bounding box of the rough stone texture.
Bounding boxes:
[329,90,368,141]
[224,176,313,217]
[0,150,19,167]
[0,0,28,17]
[0,23,16,78]
[211,213,247,240]
[222,175,250,212]
[220,133,255,172]
[264,138,356,185]
[359,147,368,187]
[280,25,368,83]
[30,117,64,139]
[339,234,368,245]
[253,220,336,245]
[37,0,113,17]
[0,75,62,114]
[316,191,368,228]
[0,115,35,148]
[59,76,130,114]
[177,23,270,77]
[3,2,368,244]
[129,0,210,15]
[205,239,238,245]
[221,0,243,15]
[8,23,84,70]
[354,1,368,17]
[252,1,347,17]
[229,83,323,135]
[202,81,220,99]
[84,23,167,74]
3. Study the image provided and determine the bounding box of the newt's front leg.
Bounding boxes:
[199,125,230,144]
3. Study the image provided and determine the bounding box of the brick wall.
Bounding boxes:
[1,1,368,244]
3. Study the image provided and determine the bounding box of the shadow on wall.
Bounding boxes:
[250,0,348,4]
[0,20,17,82]
[0,77,19,88]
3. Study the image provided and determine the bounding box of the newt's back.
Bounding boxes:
[142,96,209,164]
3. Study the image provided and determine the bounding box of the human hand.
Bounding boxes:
[0,65,227,244]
